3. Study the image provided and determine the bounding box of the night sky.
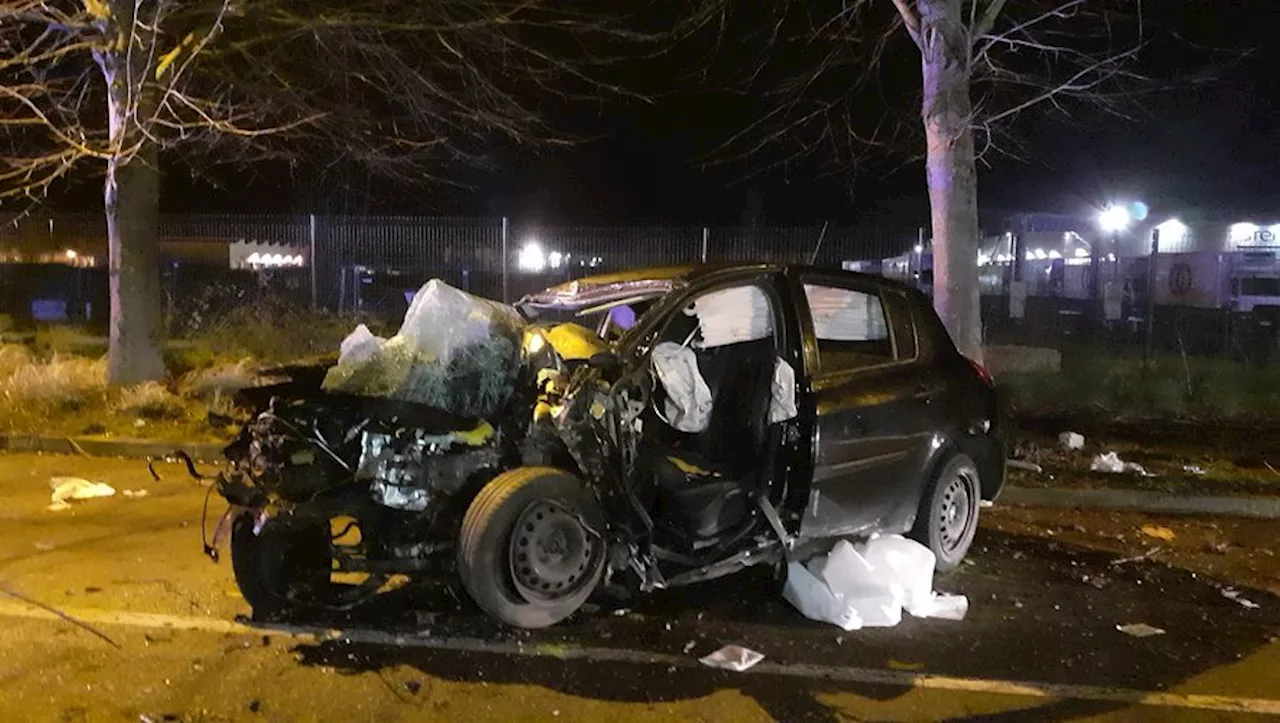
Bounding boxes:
[58,3,1280,226]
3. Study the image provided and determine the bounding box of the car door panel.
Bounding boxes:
[803,363,939,537]
[794,277,943,539]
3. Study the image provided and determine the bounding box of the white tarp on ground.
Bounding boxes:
[322,279,526,419]
[48,477,116,511]
[783,536,968,630]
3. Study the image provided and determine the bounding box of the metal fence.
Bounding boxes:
[0,212,922,310]
[3,212,1277,364]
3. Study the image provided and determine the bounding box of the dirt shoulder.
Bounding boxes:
[1009,414,1280,498]
[983,505,1280,598]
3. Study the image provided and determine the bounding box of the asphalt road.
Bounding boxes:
[0,452,1277,722]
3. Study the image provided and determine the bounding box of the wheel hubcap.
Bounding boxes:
[938,473,974,554]
[510,500,596,603]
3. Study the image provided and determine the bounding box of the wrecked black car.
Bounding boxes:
[207,264,1006,629]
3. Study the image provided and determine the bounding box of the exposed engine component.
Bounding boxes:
[358,427,501,511]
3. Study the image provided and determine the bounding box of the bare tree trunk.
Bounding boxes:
[919,0,983,363]
[98,10,165,385]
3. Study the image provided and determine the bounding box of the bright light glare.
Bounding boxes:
[1098,205,1131,233]
[1034,248,1048,260]
[64,249,77,260]
[913,244,924,254]
[518,242,546,272]
[1048,250,1062,260]
[1156,218,1188,244]
[1074,248,1089,258]
[1230,222,1258,244]
[548,251,563,269]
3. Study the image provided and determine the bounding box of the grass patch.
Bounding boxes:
[1001,350,1280,422]
[0,298,386,442]
[190,299,387,365]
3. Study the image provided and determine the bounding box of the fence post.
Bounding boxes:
[1144,228,1160,364]
[308,214,318,310]
[701,226,709,263]
[501,216,509,303]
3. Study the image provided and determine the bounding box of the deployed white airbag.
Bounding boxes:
[323,279,526,418]
[651,341,713,433]
[769,357,797,423]
[692,285,773,348]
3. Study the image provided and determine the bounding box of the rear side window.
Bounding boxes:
[803,284,892,373]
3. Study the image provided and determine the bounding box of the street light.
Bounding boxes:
[517,241,546,273]
[1098,205,1131,234]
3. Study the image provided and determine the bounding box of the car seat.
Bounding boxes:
[648,338,776,543]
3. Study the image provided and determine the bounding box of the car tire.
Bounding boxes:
[910,453,981,573]
[458,467,606,629]
[230,513,333,618]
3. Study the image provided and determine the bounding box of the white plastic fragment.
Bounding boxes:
[1059,432,1085,450]
[699,645,765,672]
[49,477,116,511]
[1221,588,1261,609]
[1091,451,1152,476]
[1117,623,1166,638]
[907,593,970,621]
[337,323,383,366]
[122,489,149,499]
[782,560,861,631]
[1183,464,1206,476]
[810,540,902,627]
[783,535,968,630]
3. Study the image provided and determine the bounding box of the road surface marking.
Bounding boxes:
[1,600,1277,716]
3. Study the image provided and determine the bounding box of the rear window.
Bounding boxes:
[803,284,893,373]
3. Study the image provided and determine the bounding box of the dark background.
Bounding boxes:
[40,2,1280,225]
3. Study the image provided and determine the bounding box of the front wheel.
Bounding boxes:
[458,467,605,629]
[230,513,333,618]
[910,453,981,573]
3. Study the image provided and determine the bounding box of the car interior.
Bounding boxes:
[640,284,788,554]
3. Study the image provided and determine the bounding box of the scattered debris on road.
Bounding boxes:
[1183,464,1207,476]
[699,645,765,672]
[122,489,149,499]
[1221,587,1261,609]
[1059,432,1085,450]
[48,477,115,511]
[1111,547,1162,567]
[1117,623,1166,638]
[1140,525,1177,542]
[1006,459,1043,473]
[1091,451,1153,477]
[783,535,968,630]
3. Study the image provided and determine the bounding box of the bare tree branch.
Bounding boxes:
[889,0,923,49]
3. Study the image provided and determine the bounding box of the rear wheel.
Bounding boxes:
[458,467,605,629]
[230,513,333,618]
[910,454,981,573]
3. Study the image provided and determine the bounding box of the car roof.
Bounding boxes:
[519,262,921,310]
